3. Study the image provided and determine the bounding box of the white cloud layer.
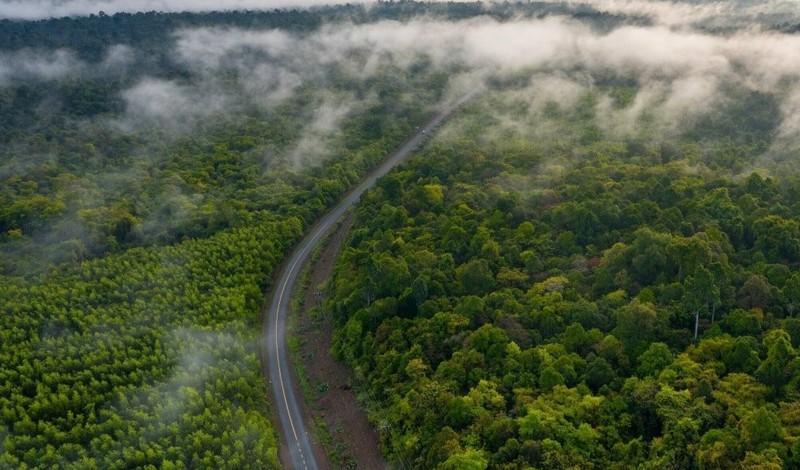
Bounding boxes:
[97,12,800,146]
[6,2,800,153]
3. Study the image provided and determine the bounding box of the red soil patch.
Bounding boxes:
[292,215,388,470]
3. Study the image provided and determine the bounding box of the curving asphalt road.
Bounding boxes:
[261,92,476,470]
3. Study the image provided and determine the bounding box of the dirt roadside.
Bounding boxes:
[290,213,388,470]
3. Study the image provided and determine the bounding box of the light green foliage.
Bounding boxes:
[0,5,450,467]
[0,218,300,467]
[740,408,785,459]
[440,448,488,470]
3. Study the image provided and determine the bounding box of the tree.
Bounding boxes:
[755,330,795,395]
[741,407,783,450]
[752,215,800,263]
[625,228,679,287]
[456,259,496,296]
[539,367,565,391]
[440,448,488,470]
[669,235,712,281]
[782,273,800,317]
[683,267,719,342]
[722,336,761,374]
[637,343,674,378]
[740,450,784,470]
[613,300,665,358]
[696,428,743,469]
[697,188,744,244]
[737,275,776,312]
[584,355,615,391]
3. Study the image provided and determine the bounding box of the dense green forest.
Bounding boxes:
[0,4,453,467]
[4,1,800,468]
[326,79,800,467]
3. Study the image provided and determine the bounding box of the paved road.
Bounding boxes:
[262,92,475,470]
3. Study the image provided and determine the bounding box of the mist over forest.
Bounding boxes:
[3,0,800,273]
[3,1,800,469]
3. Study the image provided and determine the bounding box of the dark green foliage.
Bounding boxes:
[325,87,800,468]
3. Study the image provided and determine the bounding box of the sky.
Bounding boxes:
[0,0,798,22]
[0,0,346,19]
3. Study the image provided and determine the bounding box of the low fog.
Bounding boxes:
[4,1,800,271]
[0,48,84,85]
[5,3,800,161]
[107,12,800,148]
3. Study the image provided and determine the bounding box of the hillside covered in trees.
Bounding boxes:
[4,0,800,468]
[321,3,800,469]
[328,91,800,468]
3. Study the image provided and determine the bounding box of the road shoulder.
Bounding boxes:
[290,213,388,470]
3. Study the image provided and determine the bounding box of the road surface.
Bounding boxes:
[261,92,475,470]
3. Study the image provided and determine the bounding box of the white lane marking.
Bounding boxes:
[275,222,329,469]
[271,101,473,468]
